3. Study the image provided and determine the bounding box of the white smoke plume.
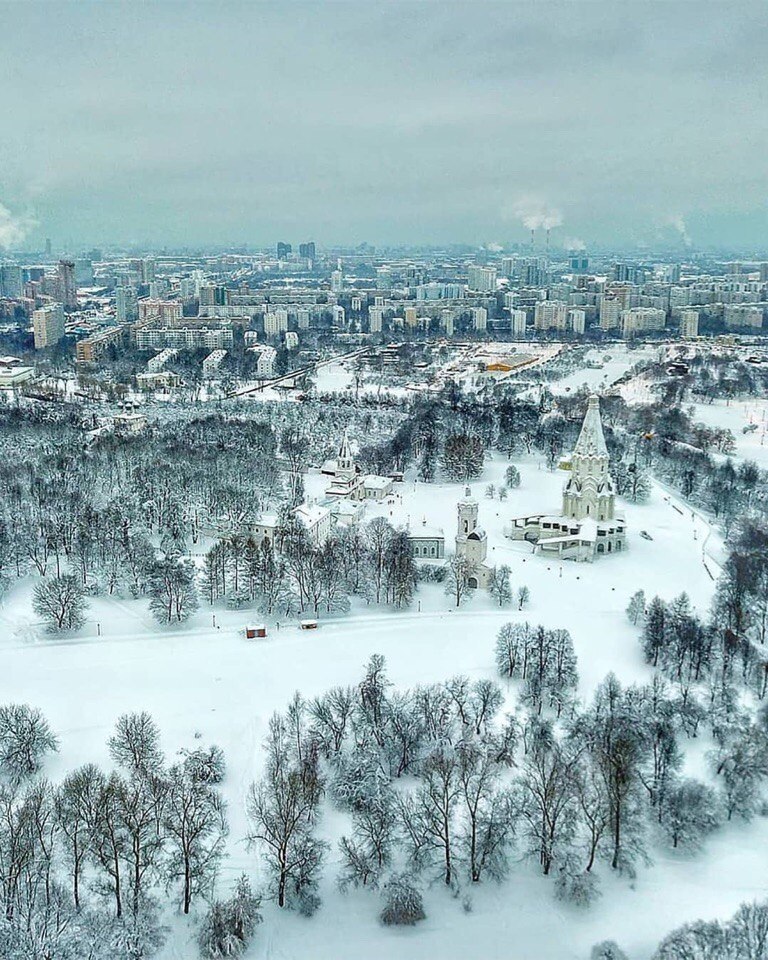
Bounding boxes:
[510,197,563,231]
[565,237,586,251]
[666,214,692,247]
[0,202,36,250]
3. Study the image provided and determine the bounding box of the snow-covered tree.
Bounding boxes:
[505,465,521,488]
[108,712,164,779]
[247,713,326,913]
[164,764,227,914]
[626,590,646,625]
[379,873,425,926]
[591,941,629,960]
[198,874,261,959]
[444,555,476,608]
[0,703,58,781]
[33,574,88,631]
[441,433,484,481]
[148,555,198,624]
[660,779,721,850]
[488,564,513,607]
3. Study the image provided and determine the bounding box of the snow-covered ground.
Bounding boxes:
[550,344,663,397]
[2,451,754,960]
[688,397,768,469]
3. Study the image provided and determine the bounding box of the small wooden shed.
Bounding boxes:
[245,624,267,639]
[300,619,318,631]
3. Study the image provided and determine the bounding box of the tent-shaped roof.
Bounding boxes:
[573,395,608,458]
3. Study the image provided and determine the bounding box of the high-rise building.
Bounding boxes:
[57,260,77,308]
[679,309,699,338]
[32,303,66,349]
[510,308,527,337]
[404,306,418,328]
[264,309,289,336]
[467,265,497,292]
[568,309,586,335]
[569,254,589,274]
[0,264,23,298]
[200,284,228,307]
[759,263,768,283]
[298,242,316,261]
[297,308,311,330]
[368,306,383,333]
[331,269,343,293]
[141,259,156,283]
[620,307,666,338]
[534,300,568,331]
[471,307,488,331]
[137,299,182,323]
[599,297,623,330]
[276,242,292,260]
[116,286,138,322]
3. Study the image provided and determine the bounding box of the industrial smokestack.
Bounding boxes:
[530,228,535,252]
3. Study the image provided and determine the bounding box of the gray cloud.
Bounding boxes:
[1,1,766,249]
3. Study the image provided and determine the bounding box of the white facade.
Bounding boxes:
[599,296,623,330]
[368,307,383,333]
[507,396,626,561]
[455,489,492,588]
[255,346,277,377]
[32,304,65,349]
[471,307,488,331]
[467,266,497,293]
[621,307,666,338]
[147,348,178,373]
[679,309,699,338]
[135,327,233,350]
[202,349,227,375]
[264,309,289,336]
[568,309,586,335]
[534,300,568,331]
[510,308,527,336]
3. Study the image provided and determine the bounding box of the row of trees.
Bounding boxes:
[203,515,418,616]
[0,706,229,959]
[245,644,736,925]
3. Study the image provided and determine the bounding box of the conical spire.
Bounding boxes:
[338,429,352,462]
[574,395,608,458]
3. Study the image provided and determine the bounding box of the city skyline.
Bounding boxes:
[1,1,767,251]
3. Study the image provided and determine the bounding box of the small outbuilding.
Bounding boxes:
[245,624,267,639]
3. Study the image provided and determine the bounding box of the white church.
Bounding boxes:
[455,487,493,588]
[506,395,626,561]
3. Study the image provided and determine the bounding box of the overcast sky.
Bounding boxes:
[0,1,766,251]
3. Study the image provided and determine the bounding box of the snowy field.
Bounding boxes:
[688,397,768,469]
[550,344,663,397]
[2,450,758,960]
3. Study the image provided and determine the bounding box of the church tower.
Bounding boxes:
[336,430,354,479]
[455,487,488,572]
[562,395,616,523]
